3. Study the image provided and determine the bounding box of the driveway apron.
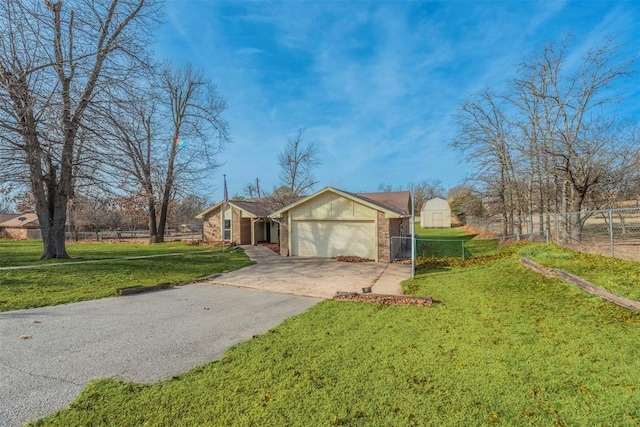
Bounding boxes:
[212,245,410,298]
[0,285,319,427]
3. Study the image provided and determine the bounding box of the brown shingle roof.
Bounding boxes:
[231,198,274,218]
[353,191,411,216]
[0,214,20,224]
[0,213,40,228]
[234,194,305,217]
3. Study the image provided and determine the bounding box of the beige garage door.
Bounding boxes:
[291,220,376,259]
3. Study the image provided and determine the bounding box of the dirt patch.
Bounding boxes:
[333,255,374,262]
[334,292,432,306]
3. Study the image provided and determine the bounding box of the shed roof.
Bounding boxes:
[421,197,451,211]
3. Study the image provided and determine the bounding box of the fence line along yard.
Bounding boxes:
[390,235,503,261]
[21,229,204,242]
[468,206,640,261]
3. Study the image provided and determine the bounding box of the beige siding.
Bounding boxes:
[290,192,376,221]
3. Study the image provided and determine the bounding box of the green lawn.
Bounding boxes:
[414,224,500,259]
[520,243,640,302]
[0,240,254,312]
[0,240,218,267]
[32,243,640,426]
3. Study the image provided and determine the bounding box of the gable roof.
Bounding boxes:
[350,191,411,216]
[269,187,411,218]
[229,198,275,218]
[0,213,40,228]
[0,214,21,224]
[196,195,302,219]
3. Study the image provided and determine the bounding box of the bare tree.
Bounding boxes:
[409,179,445,211]
[512,36,636,241]
[278,129,320,196]
[447,185,485,223]
[244,177,262,199]
[0,185,12,213]
[453,36,637,240]
[103,62,229,243]
[453,89,518,236]
[0,0,158,258]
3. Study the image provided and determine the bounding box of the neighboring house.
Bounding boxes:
[269,187,411,262]
[420,197,452,228]
[0,213,41,239]
[197,198,280,246]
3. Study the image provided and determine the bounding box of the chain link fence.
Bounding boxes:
[552,207,640,260]
[468,207,640,261]
[390,235,504,261]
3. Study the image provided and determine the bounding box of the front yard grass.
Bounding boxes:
[33,243,640,426]
[414,224,500,259]
[0,240,253,312]
[520,243,640,302]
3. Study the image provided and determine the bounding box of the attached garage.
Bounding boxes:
[271,187,411,262]
[291,220,376,259]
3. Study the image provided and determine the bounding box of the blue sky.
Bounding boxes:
[155,0,640,201]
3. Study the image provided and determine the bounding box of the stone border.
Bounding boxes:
[521,257,640,312]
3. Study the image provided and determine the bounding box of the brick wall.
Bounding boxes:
[377,211,390,262]
[202,207,222,242]
[3,228,28,240]
[279,212,289,256]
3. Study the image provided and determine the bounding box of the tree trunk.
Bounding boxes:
[148,197,158,243]
[569,189,586,243]
[157,200,168,243]
[37,193,69,259]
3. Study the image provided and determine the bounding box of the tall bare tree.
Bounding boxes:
[0,0,157,258]
[103,63,229,243]
[512,36,637,241]
[453,89,518,236]
[453,36,638,241]
[278,129,320,196]
[409,179,445,211]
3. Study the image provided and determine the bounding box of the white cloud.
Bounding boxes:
[157,0,640,200]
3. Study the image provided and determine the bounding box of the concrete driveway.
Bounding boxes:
[0,246,410,426]
[210,245,411,298]
[0,285,319,427]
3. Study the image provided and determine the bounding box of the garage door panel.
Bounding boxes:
[292,221,375,259]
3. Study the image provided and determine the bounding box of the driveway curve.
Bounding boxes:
[211,245,409,298]
[0,285,319,427]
